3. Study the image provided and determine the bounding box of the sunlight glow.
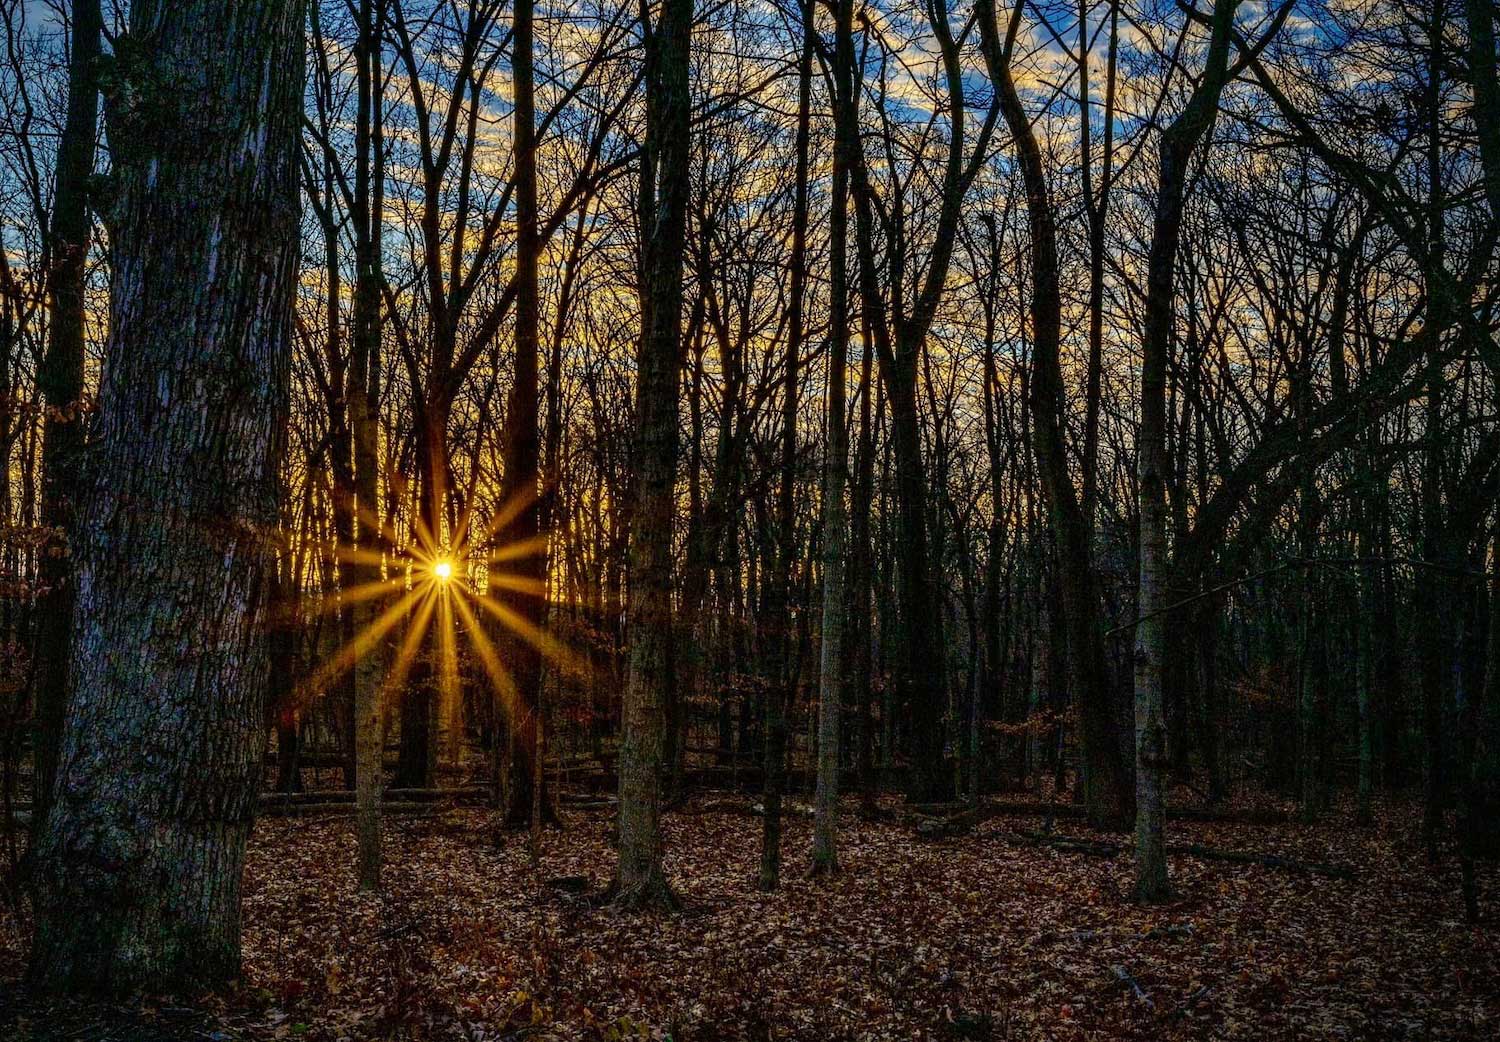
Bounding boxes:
[295,481,575,765]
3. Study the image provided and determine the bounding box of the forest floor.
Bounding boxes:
[0,790,1496,1041]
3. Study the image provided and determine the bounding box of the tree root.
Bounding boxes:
[604,871,679,912]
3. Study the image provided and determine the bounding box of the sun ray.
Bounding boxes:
[484,533,550,566]
[296,577,405,620]
[482,571,548,598]
[378,591,438,715]
[407,506,439,561]
[327,540,392,567]
[463,585,584,675]
[296,586,425,700]
[450,589,520,716]
[463,483,543,559]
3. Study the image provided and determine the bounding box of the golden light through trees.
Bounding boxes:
[292,483,581,763]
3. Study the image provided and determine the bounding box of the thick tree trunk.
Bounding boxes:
[32,0,102,844]
[613,0,691,910]
[28,0,301,994]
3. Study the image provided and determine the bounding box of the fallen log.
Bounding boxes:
[692,797,815,819]
[982,800,1288,825]
[561,799,618,811]
[259,786,489,806]
[915,808,985,839]
[1004,829,1122,857]
[258,800,453,818]
[995,829,1354,878]
[1167,842,1355,879]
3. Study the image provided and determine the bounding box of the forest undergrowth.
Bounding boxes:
[1,791,1494,1041]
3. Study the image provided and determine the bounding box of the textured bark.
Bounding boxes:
[500,0,553,829]
[33,0,102,842]
[613,0,691,910]
[350,0,386,891]
[28,0,302,993]
[1132,0,1242,903]
[808,0,844,875]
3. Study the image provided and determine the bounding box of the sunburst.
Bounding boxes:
[295,479,582,769]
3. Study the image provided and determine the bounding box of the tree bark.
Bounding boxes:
[1131,0,1242,902]
[350,0,387,892]
[982,0,1130,828]
[28,0,302,993]
[500,0,553,829]
[32,0,102,845]
[762,12,813,889]
[613,0,691,910]
[810,0,846,876]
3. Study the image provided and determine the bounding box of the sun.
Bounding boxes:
[295,481,583,771]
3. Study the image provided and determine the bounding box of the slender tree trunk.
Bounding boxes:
[1419,7,1449,863]
[28,0,302,993]
[762,10,814,888]
[32,0,102,844]
[982,0,1130,827]
[1131,0,1242,901]
[810,0,848,876]
[613,0,692,909]
[501,0,553,828]
[350,0,386,891]
[851,321,879,811]
[1079,0,1118,530]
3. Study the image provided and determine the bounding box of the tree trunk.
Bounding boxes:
[28,0,301,993]
[763,9,814,888]
[613,0,692,910]
[1129,0,1242,901]
[851,320,879,811]
[32,0,102,844]
[350,0,386,892]
[500,0,553,829]
[982,0,1130,827]
[809,0,844,876]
